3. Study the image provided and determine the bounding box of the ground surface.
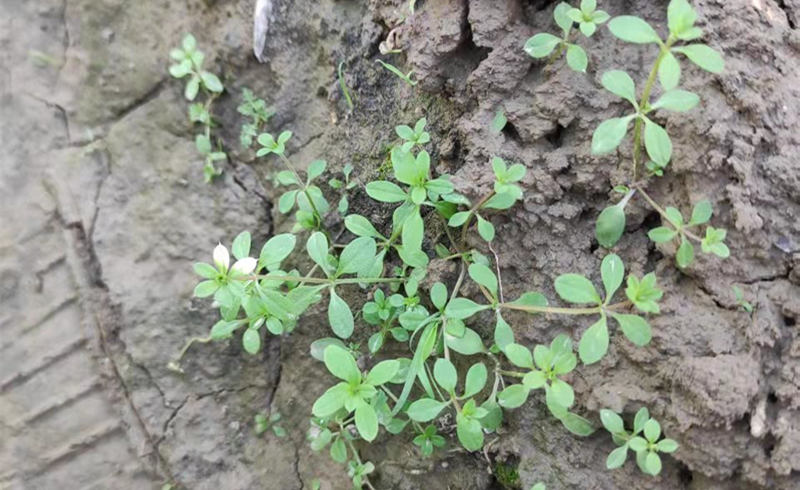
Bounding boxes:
[1,0,799,489]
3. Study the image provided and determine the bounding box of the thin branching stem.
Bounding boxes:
[635,186,702,241]
[500,300,631,315]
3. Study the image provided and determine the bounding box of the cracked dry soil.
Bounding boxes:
[1,0,800,489]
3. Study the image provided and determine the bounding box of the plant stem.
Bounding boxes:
[498,369,526,378]
[635,186,702,241]
[245,274,404,285]
[499,301,631,315]
[460,190,495,244]
[631,36,675,181]
[278,153,329,237]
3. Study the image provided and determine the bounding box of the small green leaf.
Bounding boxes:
[434,358,458,393]
[606,445,629,469]
[524,33,561,58]
[611,313,652,346]
[633,407,650,434]
[365,360,399,386]
[498,384,530,409]
[668,0,697,36]
[366,181,408,203]
[578,315,609,364]
[445,327,486,355]
[328,289,355,338]
[559,412,596,436]
[554,274,601,304]
[600,409,625,433]
[491,109,507,134]
[468,263,498,297]
[313,384,348,418]
[676,238,694,268]
[200,71,223,92]
[554,2,574,33]
[402,210,424,253]
[645,451,662,475]
[456,413,484,451]
[608,16,661,44]
[464,363,488,398]
[591,116,633,155]
[628,436,648,451]
[596,205,626,248]
[194,280,219,298]
[601,70,637,105]
[476,215,495,242]
[338,237,377,275]
[448,211,470,227]
[672,44,725,73]
[445,298,490,320]
[330,437,347,463]
[644,418,661,441]
[355,402,379,441]
[652,89,700,112]
[504,343,534,369]
[523,370,546,390]
[657,438,679,453]
[209,320,239,339]
[648,226,677,243]
[689,200,712,225]
[231,231,251,260]
[242,328,261,354]
[430,282,448,310]
[548,379,575,408]
[407,398,448,422]
[185,75,200,100]
[323,345,360,383]
[494,314,515,350]
[344,214,384,238]
[259,233,297,271]
[643,118,672,167]
[306,232,330,274]
[307,159,326,181]
[566,44,588,72]
[601,254,624,301]
[658,51,681,90]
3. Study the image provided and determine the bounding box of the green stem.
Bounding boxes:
[631,36,675,181]
[499,369,526,378]
[499,301,630,315]
[460,190,495,244]
[278,153,329,237]
[245,274,404,285]
[634,186,702,242]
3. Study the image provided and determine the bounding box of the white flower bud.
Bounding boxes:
[213,243,230,271]
[231,257,257,276]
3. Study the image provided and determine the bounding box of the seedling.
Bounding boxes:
[255,411,287,437]
[523,2,596,72]
[238,88,275,148]
[168,34,226,182]
[490,109,507,134]
[376,59,418,86]
[600,407,678,476]
[329,163,357,214]
[732,286,753,313]
[338,61,355,111]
